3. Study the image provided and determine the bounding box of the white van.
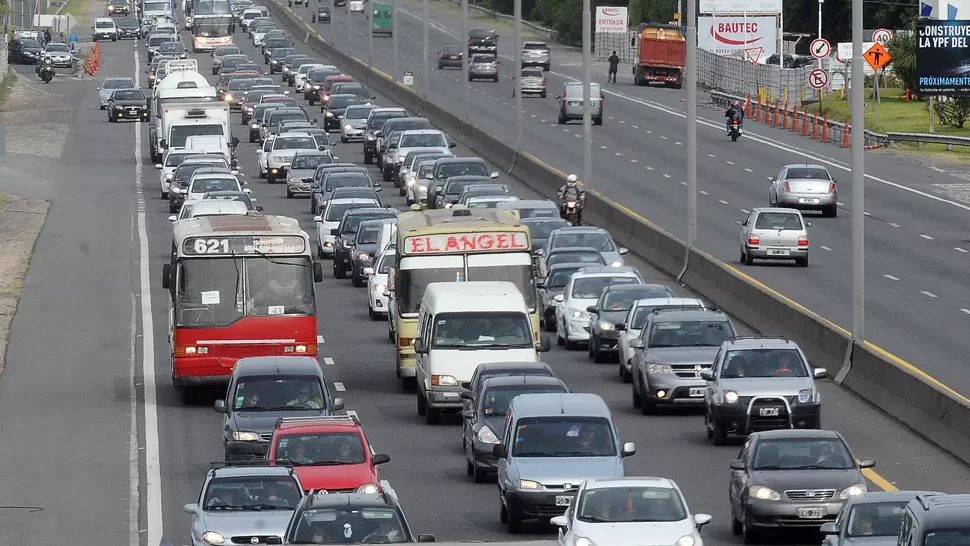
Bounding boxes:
[184,135,233,166]
[93,17,118,41]
[413,281,551,424]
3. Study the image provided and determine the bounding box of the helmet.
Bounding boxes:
[566,174,578,186]
[733,100,740,107]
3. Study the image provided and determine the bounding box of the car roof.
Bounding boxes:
[499,200,557,208]
[509,392,610,418]
[548,246,601,254]
[328,197,380,205]
[751,207,805,215]
[646,309,727,322]
[276,415,362,433]
[345,208,395,216]
[480,375,565,389]
[547,261,592,272]
[723,336,797,349]
[572,268,640,280]
[234,356,326,376]
[753,428,841,440]
[632,297,703,308]
[601,283,669,293]
[552,226,609,235]
[211,465,297,478]
[476,361,553,374]
[436,156,484,164]
[303,492,399,510]
[585,477,677,489]
[189,201,249,214]
[782,163,828,170]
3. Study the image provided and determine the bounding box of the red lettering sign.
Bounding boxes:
[716,22,758,34]
[404,232,528,254]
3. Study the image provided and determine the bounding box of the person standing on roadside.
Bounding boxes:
[607,50,620,83]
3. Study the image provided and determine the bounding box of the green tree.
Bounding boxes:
[886,22,916,93]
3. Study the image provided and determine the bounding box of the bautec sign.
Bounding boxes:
[595,6,628,33]
[698,16,778,56]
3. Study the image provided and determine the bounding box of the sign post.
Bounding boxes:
[863,42,891,109]
[402,70,413,86]
[810,39,830,114]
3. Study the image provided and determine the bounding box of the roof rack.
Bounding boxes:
[727,335,790,342]
[647,305,711,314]
[209,460,294,469]
[916,494,934,511]
[274,414,360,428]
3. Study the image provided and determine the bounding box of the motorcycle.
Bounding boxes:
[729,119,742,142]
[563,200,581,225]
[39,60,55,83]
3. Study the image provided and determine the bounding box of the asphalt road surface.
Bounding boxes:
[297,0,970,399]
[4,13,970,546]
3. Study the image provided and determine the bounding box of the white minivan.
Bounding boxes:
[413,281,551,424]
[184,135,235,168]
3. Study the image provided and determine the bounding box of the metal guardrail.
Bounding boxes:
[440,0,561,42]
[711,90,970,151]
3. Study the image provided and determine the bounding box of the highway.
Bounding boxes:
[2,12,970,546]
[297,0,970,399]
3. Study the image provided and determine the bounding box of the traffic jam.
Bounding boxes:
[133,3,933,546]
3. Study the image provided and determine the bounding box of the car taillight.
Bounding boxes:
[542,78,547,85]
[544,49,550,55]
[748,235,760,245]
[600,93,604,102]
[521,49,528,54]
[468,39,473,44]
[828,182,836,193]
[491,63,497,68]
[783,182,791,192]
[798,235,809,246]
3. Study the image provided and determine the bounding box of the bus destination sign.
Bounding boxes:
[404,231,529,254]
[183,235,307,255]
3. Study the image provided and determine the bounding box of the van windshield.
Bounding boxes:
[431,312,532,349]
[512,416,616,457]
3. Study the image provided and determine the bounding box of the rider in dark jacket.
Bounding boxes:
[725,100,744,134]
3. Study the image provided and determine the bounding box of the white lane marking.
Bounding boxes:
[922,291,939,298]
[629,159,638,163]
[744,168,754,172]
[614,152,622,156]
[889,222,900,228]
[820,245,832,251]
[646,166,655,171]
[700,190,709,195]
[660,135,668,140]
[962,309,970,315]
[718,199,728,204]
[663,173,671,178]
[323,357,335,365]
[741,208,750,214]
[707,154,715,158]
[680,181,688,186]
[540,119,547,123]
[675,141,683,146]
[837,202,845,206]
[600,145,607,149]
[920,234,934,240]
[726,160,735,165]
[133,49,164,546]
[956,247,968,253]
[863,211,871,216]
[632,125,639,129]
[334,382,347,391]
[646,130,653,134]
[929,166,946,173]
[619,120,626,124]
[317,334,325,343]
[884,274,900,281]
[574,133,581,138]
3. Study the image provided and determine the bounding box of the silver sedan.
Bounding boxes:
[469,54,499,82]
[768,163,838,217]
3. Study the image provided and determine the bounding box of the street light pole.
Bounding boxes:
[582,0,592,191]
[461,0,469,121]
[685,0,697,249]
[850,0,865,341]
[423,0,429,95]
[367,0,373,66]
[392,0,398,81]
[514,0,522,151]
[346,0,351,51]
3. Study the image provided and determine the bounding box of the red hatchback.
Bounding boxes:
[267,415,390,493]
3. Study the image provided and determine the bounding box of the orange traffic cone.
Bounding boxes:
[821,115,830,143]
[802,111,810,136]
[772,101,780,127]
[842,118,850,148]
[782,102,790,129]
[791,105,800,132]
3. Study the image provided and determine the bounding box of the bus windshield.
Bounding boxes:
[193,16,232,36]
[193,0,231,14]
[175,256,315,327]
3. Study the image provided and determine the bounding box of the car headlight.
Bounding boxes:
[598,321,614,331]
[358,253,372,261]
[114,105,123,110]
[570,309,589,320]
[288,177,301,184]
[797,389,815,403]
[224,93,233,101]
[202,531,226,545]
[344,124,353,130]
[610,260,623,267]
[723,390,739,403]
[840,484,866,499]
[232,430,260,442]
[271,59,279,64]
[171,186,182,193]
[748,485,781,501]
[312,84,320,89]
[675,535,696,546]
[356,483,379,494]
[283,66,290,71]
[366,135,376,140]
[647,363,674,375]
[326,111,334,117]
[397,155,406,162]
[517,479,542,490]
[165,173,174,180]
[374,283,386,294]
[573,537,596,546]
[432,374,458,386]
[477,425,500,444]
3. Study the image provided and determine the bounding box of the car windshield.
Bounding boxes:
[96,21,115,28]
[174,163,227,184]
[577,486,688,523]
[571,276,638,299]
[548,250,605,267]
[271,113,308,127]
[442,46,461,53]
[326,202,372,221]
[229,79,254,91]
[222,56,245,67]
[721,348,809,378]
[22,39,41,48]
[521,69,543,78]
[472,55,494,63]
[786,168,830,180]
[118,18,139,27]
[523,220,567,239]
[292,155,330,170]
[547,267,580,289]
[276,136,317,149]
[436,161,487,178]
[328,95,359,108]
[345,106,375,120]
[275,432,366,465]
[602,289,672,312]
[481,385,565,416]
[170,125,224,148]
[463,187,508,199]
[291,507,408,544]
[432,312,533,349]
[752,438,855,470]
[204,194,251,207]
[112,90,145,101]
[647,320,734,348]
[631,304,702,329]
[367,112,406,129]
[165,153,199,167]
[356,225,381,244]
[103,78,133,89]
[512,416,616,457]
[215,46,240,55]
[203,476,302,511]
[924,530,970,546]
[190,178,238,193]
[327,175,371,192]
[334,85,367,97]
[552,232,615,252]
[378,251,396,274]
[401,133,446,148]
[149,36,171,46]
[45,43,69,52]
[523,42,548,49]
[341,213,392,234]
[232,375,326,411]
[754,212,803,230]
[445,179,488,195]
[845,502,909,537]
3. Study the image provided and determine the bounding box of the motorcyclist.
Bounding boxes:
[557,174,586,223]
[725,100,744,135]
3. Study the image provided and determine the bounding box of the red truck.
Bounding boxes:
[632,23,686,88]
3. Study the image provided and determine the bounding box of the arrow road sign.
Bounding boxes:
[872,28,893,45]
[863,42,892,71]
[810,38,831,59]
[809,68,829,89]
[744,46,763,63]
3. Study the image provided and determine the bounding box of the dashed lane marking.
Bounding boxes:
[317,335,325,343]
[922,291,939,298]
[920,234,934,240]
[334,382,347,391]
[884,274,900,281]
[323,357,335,365]
[956,247,968,253]
[820,245,832,251]
[719,199,728,204]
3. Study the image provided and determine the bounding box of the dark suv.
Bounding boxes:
[9,38,43,64]
[331,208,398,279]
[467,28,498,55]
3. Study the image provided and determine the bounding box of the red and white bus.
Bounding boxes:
[162,213,324,402]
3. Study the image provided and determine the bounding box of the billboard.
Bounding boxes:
[699,0,782,14]
[915,19,970,94]
[595,6,628,33]
[920,0,970,19]
[698,16,778,56]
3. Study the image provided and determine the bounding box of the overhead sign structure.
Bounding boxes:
[872,28,893,45]
[699,0,782,13]
[402,71,414,86]
[915,19,970,94]
[809,68,829,89]
[863,42,892,70]
[836,41,874,61]
[698,16,778,57]
[594,6,628,33]
[810,38,831,58]
[745,46,764,63]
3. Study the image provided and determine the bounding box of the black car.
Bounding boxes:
[467,28,498,55]
[323,93,362,131]
[436,45,463,69]
[268,47,296,73]
[521,217,568,251]
[214,356,344,460]
[333,0,346,6]
[115,17,140,38]
[303,67,342,104]
[538,262,587,330]
[280,53,308,77]
[285,57,318,85]
[107,89,149,122]
[348,218,395,286]
[10,38,43,64]
[462,375,567,482]
[362,108,408,164]
[262,37,292,61]
[586,283,675,362]
[326,82,371,112]
[282,490,434,544]
[313,5,331,23]
[249,104,284,142]
[157,40,187,59]
[314,170,376,212]
[332,208,397,279]
[169,160,232,212]
[107,0,130,15]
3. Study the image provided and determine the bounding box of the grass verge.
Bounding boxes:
[0,193,11,210]
[425,0,548,42]
[0,70,17,110]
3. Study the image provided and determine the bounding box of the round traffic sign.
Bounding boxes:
[872,28,893,45]
[810,38,831,59]
[808,68,829,89]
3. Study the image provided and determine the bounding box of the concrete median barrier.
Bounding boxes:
[264,0,970,466]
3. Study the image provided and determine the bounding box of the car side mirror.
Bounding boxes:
[767,176,775,182]
[736,219,746,226]
[243,188,252,194]
[539,335,551,352]
[813,367,827,379]
[330,228,339,235]
[231,136,240,147]
[160,263,172,290]
[628,338,643,349]
[424,173,434,180]
[615,323,626,331]
[413,339,428,354]
[832,178,838,183]
[312,261,324,283]
[820,522,839,535]
[417,535,435,543]
[694,514,713,530]
[553,294,564,303]
[313,215,323,223]
[618,247,629,255]
[729,459,745,470]
[362,267,375,277]
[462,409,475,420]
[858,458,876,469]
[586,305,598,313]
[490,171,499,179]
[805,221,812,227]
[214,399,227,413]
[331,397,344,411]
[448,142,457,148]
[230,169,239,175]
[550,515,568,527]
[620,441,636,457]
[155,163,163,169]
[256,205,264,211]
[371,453,390,465]
[700,369,713,380]
[183,503,199,514]
[168,215,177,222]
[492,443,507,459]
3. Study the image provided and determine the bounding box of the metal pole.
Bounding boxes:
[347,0,351,51]
[514,0,522,151]
[392,0,398,81]
[462,0,469,120]
[367,0,373,66]
[423,0,429,94]
[582,0,592,191]
[686,0,697,248]
[850,0,864,341]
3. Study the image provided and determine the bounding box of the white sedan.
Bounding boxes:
[365,245,395,320]
[551,478,712,546]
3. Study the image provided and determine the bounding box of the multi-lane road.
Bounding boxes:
[295,0,970,398]
[1,11,970,546]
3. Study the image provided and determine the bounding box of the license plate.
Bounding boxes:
[688,387,705,397]
[799,198,820,204]
[569,101,581,106]
[798,507,825,519]
[759,407,780,417]
[767,248,790,256]
[555,496,573,506]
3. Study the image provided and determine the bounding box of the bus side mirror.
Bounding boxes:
[161,263,172,289]
[312,261,324,282]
